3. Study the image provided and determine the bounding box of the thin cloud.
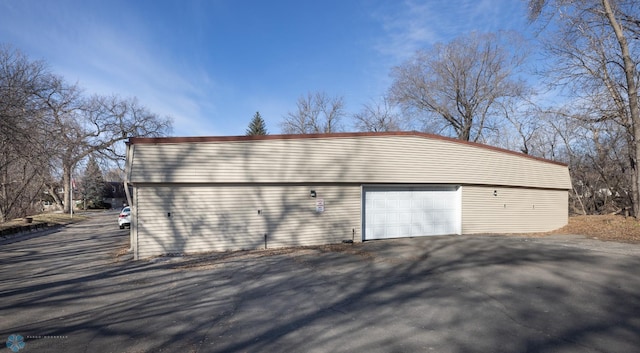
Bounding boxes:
[60,25,220,136]
[0,0,220,136]
[373,0,527,62]
[372,1,439,61]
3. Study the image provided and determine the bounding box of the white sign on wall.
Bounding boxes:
[315,199,325,213]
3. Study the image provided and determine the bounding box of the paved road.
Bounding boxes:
[1,212,639,353]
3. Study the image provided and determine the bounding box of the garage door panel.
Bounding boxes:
[411,223,424,235]
[374,199,385,209]
[364,186,461,240]
[372,213,387,225]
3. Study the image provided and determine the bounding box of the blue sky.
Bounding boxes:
[0,0,532,137]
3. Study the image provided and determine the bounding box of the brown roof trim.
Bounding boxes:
[128,131,568,167]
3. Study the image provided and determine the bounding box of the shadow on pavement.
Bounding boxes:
[1,214,639,352]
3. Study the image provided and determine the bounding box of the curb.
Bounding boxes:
[0,224,64,246]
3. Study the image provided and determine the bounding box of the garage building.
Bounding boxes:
[126,132,571,259]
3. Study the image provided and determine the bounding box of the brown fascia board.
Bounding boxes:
[127,131,568,167]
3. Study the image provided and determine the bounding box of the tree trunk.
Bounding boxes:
[460,123,472,141]
[602,0,640,217]
[632,145,640,217]
[62,164,71,214]
[1,175,7,223]
[45,183,63,209]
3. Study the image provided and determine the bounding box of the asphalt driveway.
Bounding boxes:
[1,212,639,353]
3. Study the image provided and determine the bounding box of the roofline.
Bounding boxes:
[127,131,568,167]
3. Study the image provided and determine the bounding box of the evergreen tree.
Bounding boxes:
[81,156,106,209]
[246,111,268,135]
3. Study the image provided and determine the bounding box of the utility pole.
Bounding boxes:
[70,168,74,219]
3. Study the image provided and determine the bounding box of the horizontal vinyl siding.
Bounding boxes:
[135,185,360,258]
[130,136,570,190]
[461,186,568,234]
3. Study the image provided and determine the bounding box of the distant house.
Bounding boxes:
[125,132,571,260]
[104,181,129,209]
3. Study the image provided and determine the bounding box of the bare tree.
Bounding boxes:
[104,168,125,182]
[389,32,527,142]
[35,76,86,214]
[0,45,57,221]
[529,0,640,216]
[562,119,630,214]
[491,96,547,155]
[0,45,173,217]
[50,94,173,213]
[353,97,404,132]
[281,92,345,134]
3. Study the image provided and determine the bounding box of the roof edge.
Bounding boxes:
[127,131,568,167]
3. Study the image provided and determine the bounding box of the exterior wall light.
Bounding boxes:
[493,190,498,197]
[310,190,317,198]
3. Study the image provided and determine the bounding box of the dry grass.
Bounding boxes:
[553,215,640,243]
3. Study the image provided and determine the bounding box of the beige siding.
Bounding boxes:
[130,135,570,190]
[134,185,361,258]
[127,134,572,258]
[462,186,568,234]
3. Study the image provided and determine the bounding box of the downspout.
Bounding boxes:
[124,141,137,259]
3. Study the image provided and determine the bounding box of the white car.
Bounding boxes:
[118,206,131,229]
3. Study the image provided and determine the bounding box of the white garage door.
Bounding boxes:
[363,186,461,240]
